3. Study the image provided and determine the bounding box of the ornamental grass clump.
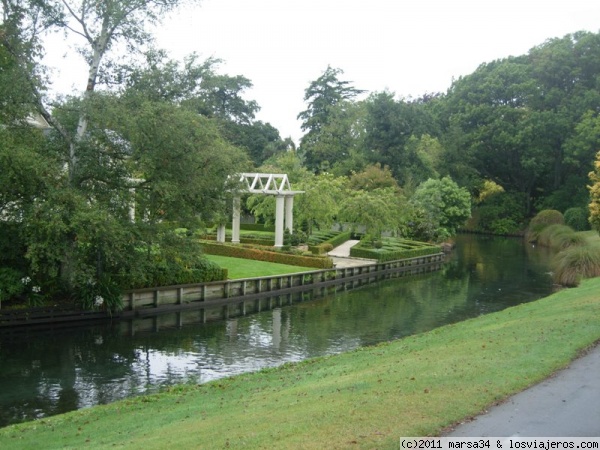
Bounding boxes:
[552,243,600,287]
[537,224,587,250]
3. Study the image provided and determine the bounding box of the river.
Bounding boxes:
[0,235,554,428]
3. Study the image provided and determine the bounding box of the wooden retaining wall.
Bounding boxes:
[0,253,444,328]
[121,253,444,313]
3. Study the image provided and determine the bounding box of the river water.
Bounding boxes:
[0,235,554,428]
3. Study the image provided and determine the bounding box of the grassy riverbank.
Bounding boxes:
[1,278,599,449]
[205,254,314,279]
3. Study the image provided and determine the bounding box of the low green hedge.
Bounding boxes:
[122,258,228,289]
[201,241,334,269]
[307,231,352,255]
[203,234,274,247]
[227,223,276,232]
[350,238,442,262]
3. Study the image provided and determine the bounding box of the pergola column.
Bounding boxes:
[128,188,136,222]
[274,195,285,248]
[284,195,294,232]
[232,196,241,244]
[216,224,226,243]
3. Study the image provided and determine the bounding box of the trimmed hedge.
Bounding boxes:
[201,241,334,269]
[122,258,228,289]
[350,238,442,262]
[203,234,275,247]
[307,231,352,255]
[227,223,276,232]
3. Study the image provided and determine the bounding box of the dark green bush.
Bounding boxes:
[146,258,226,287]
[0,267,26,305]
[563,207,590,232]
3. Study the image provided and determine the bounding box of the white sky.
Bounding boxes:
[45,0,600,144]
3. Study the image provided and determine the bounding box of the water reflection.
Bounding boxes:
[0,235,554,427]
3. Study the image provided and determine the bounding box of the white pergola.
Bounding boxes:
[217,173,303,248]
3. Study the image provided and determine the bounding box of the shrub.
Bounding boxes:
[552,243,600,287]
[0,269,47,308]
[321,243,334,252]
[0,267,26,306]
[74,275,123,312]
[201,241,334,269]
[563,207,589,232]
[526,209,565,242]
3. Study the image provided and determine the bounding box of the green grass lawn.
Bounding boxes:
[205,254,314,279]
[2,277,599,449]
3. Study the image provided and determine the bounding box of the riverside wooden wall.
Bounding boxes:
[122,253,445,313]
[0,254,444,327]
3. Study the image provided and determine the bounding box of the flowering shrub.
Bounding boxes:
[0,270,45,308]
[74,276,122,312]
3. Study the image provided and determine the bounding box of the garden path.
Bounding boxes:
[327,240,377,268]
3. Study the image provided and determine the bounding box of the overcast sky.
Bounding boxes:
[46,0,600,144]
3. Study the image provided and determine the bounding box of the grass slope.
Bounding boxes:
[1,279,599,449]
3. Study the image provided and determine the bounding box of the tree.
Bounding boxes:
[410,177,471,241]
[401,134,442,190]
[123,50,284,166]
[338,188,405,239]
[294,173,348,235]
[363,91,437,183]
[348,163,400,192]
[1,0,256,308]
[301,100,368,174]
[120,50,219,103]
[53,0,202,183]
[298,66,364,172]
[589,151,600,234]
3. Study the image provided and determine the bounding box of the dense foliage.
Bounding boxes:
[3,0,600,309]
[297,32,600,233]
[0,0,287,310]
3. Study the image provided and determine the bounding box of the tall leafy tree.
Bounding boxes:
[123,50,284,166]
[589,151,600,234]
[52,0,202,183]
[363,91,436,184]
[410,177,471,242]
[298,66,364,172]
[1,0,257,308]
[302,100,367,174]
[338,188,405,239]
[294,173,348,235]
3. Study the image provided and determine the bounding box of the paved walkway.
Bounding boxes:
[445,343,600,436]
[327,240,377,268]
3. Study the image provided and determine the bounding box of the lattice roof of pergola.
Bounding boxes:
[237,173,303,195]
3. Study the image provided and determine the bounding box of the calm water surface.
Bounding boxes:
[0,235,554,427]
